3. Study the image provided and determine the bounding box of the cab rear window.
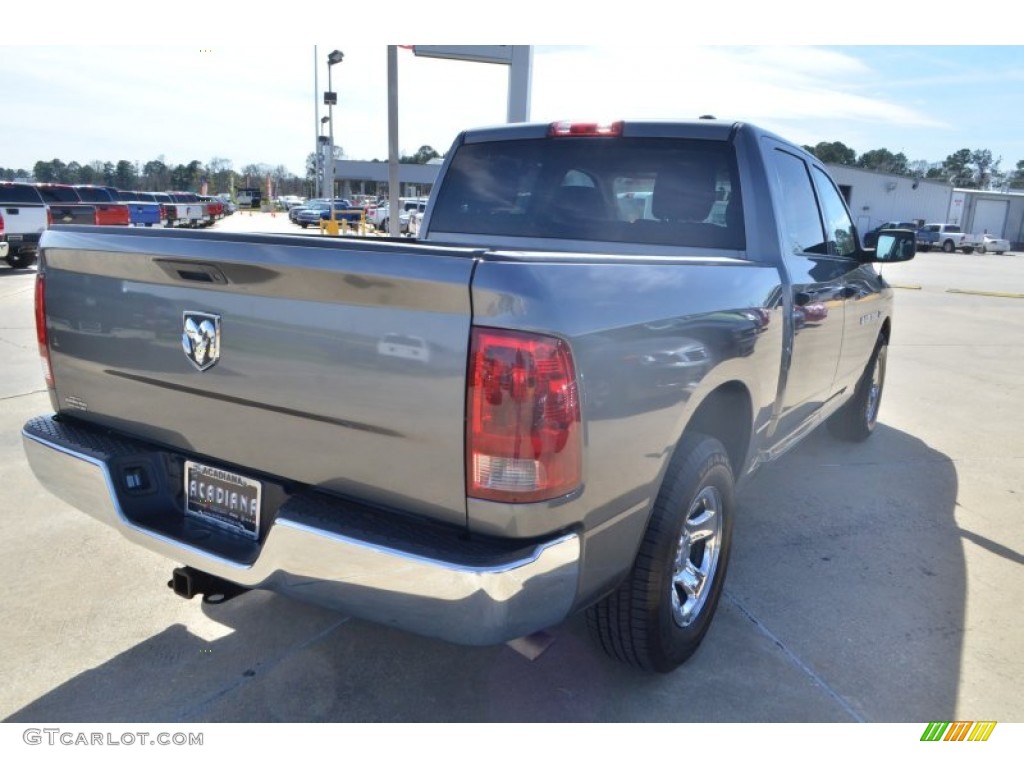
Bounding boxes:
[0,184,45,204]
[429,137,744,250]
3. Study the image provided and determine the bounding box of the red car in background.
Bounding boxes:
[73,186,130,226]
[198,196,224,219]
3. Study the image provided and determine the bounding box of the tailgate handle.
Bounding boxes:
[155,259,228,284]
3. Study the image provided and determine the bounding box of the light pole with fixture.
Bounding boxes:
[319,115,330,199]
[325,49,344,200]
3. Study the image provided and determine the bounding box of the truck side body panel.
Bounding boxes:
[467,256,784,603]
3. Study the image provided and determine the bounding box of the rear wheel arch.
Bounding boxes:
[682,381,754,479]
[879,317,891,345]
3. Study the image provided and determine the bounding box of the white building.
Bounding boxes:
[949,188,1024,247]
[827,164,1024,247]
[826,165,952,234]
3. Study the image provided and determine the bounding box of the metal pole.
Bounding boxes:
[314,46,321,199]
[507,46,532,123]
[387,46,399,237]
[328,64,335,202]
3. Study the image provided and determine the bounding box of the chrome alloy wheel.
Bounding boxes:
[671,486,723,628]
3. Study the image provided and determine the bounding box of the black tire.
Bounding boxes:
[918,244,930,252]
[977,244,986,254]
[942,239,955,253]
[586,432,734,672]
[300,223,308,229]
[6,251,37,269]
[961,246,974,254]
[828,336,887,442]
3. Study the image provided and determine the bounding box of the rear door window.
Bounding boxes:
[769,149,826,255]
[811,167,856,257]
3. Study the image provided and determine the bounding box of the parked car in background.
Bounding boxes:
[151,193,177,227]
[198,196,225,220]
[215,194,237,215]
[278,195,305,210]
[289,198,324,225]
[294,199,362,229]
[33,184,97,227]
[73,186,130,226]
[293,200,330,228]
[115,191,162,227]
[370,197,428,233]
[974,234,1010,254]
[168,192,212,228]
[0,181,48,268]
[862,221,918,249]
[916,223,974,253]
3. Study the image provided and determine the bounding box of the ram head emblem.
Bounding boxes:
[182,312,221,371]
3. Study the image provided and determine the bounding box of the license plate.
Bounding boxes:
[8,235,22,242]
[184,461,261,539]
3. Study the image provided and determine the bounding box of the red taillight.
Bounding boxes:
[35,273,54,389]
[0,210,4,236]
[46,206,53,227]
[548,120,623,137]
[467,328,581,503]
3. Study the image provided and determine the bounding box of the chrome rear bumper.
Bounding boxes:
[22,414,580,645]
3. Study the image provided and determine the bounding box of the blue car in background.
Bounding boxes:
[293,199,362,229]
[116,190,163,227]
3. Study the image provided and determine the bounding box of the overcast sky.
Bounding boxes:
[3,13,1021,178]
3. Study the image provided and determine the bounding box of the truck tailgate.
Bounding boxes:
[40,227,478,527]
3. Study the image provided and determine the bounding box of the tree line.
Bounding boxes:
[802,142,1024,190]
[0,157,309,196]
[2,144,445,197]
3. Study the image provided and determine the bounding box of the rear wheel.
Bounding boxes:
[6,251,37,269]
[586,432,734,672]
[828,337,887,442]
[977,244,987,254]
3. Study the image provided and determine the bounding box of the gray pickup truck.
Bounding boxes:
[22,120,916,672]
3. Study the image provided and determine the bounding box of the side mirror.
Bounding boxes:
[870,229,916,263]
